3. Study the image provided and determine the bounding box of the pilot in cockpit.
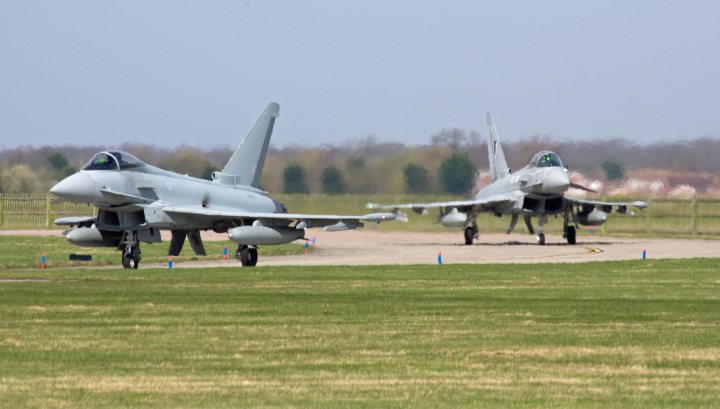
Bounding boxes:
[83,151,144,171]
[533,151,563,168]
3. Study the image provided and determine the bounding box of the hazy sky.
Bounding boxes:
[1,0,719,149]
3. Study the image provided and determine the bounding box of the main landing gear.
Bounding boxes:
[563,225,577,245]
[562,212,577,245]
[515,212,577,246]
[463,222,478,245]
[121,230,141,269]
[535,215,576,245]
[236,245,258,267]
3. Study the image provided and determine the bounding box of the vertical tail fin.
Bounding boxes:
[486,113,510,182]
[214,102,280,188]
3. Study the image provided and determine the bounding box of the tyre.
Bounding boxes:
[237,246,249,266]
[122,254,130,269]
[566,226,576,245]
[247,247,258,266]
[122,254,136,269]
[123,254,139,269]
[538,233,546,245]
[464,227,475,245]
[237,246,258,267]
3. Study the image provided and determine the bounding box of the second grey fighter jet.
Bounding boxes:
[50,102,401,268]
[369,113,647,245]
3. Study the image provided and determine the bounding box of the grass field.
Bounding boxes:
[0,236,309,269]
[1,260,719,407]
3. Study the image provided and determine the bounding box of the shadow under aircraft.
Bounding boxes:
[369,113,647,245]
[50,103,401,268]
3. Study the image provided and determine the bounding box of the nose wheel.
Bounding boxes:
[236,245,258,267]
[120,230,141,269]
[122,252,140,269]
[121,246,140,269]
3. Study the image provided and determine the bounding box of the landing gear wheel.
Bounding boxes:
[247,247,258,266]
[464,227,475,245]
[565,226,576,245]
[236,245,259,267]
[537,233,546,246]
[122,253,139,269]
[120,231,141,269]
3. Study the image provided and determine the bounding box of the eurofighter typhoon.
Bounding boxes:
[369,114,647,245]
[50,103,400,268]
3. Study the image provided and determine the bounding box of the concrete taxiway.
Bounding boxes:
[2,230,716,268]
[171,230,718,268]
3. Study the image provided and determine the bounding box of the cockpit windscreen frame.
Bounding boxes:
[82,151,145,171]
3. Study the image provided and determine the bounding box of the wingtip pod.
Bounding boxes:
[366,202,380,210]
[633,201,649,209]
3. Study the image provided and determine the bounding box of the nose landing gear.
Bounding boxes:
[537,215,547,245]
[120,230,141,269]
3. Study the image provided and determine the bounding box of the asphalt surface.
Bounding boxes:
[169,230,719,268]
[3,229,717,268]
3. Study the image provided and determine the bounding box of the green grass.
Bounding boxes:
[1,259,719,407]
[0,236,309,269]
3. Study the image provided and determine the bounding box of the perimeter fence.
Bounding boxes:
[0,193,95,228]
[1,193,719,237]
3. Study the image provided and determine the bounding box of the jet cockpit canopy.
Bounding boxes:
[531,151,564,168]
[83,151,145,171]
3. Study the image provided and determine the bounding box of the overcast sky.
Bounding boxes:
[1,0,719,149]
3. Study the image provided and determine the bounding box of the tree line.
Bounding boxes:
[2,130,720,194]
[280,152,476,195]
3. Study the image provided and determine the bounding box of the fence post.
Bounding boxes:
[46,193,51,228]
[0,195,4,228]
[600,196,607,235]
[645,198,652,235]
[691,196,698,236]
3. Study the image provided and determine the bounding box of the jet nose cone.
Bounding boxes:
[49,172,98,203]
[540,168,570,194]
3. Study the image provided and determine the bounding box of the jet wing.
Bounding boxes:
[367,194,516,215]
[162,206,404,231]
[565,197,648,215]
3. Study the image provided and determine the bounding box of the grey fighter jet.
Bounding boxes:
[50,102,400,268]
[369,113,647,245]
